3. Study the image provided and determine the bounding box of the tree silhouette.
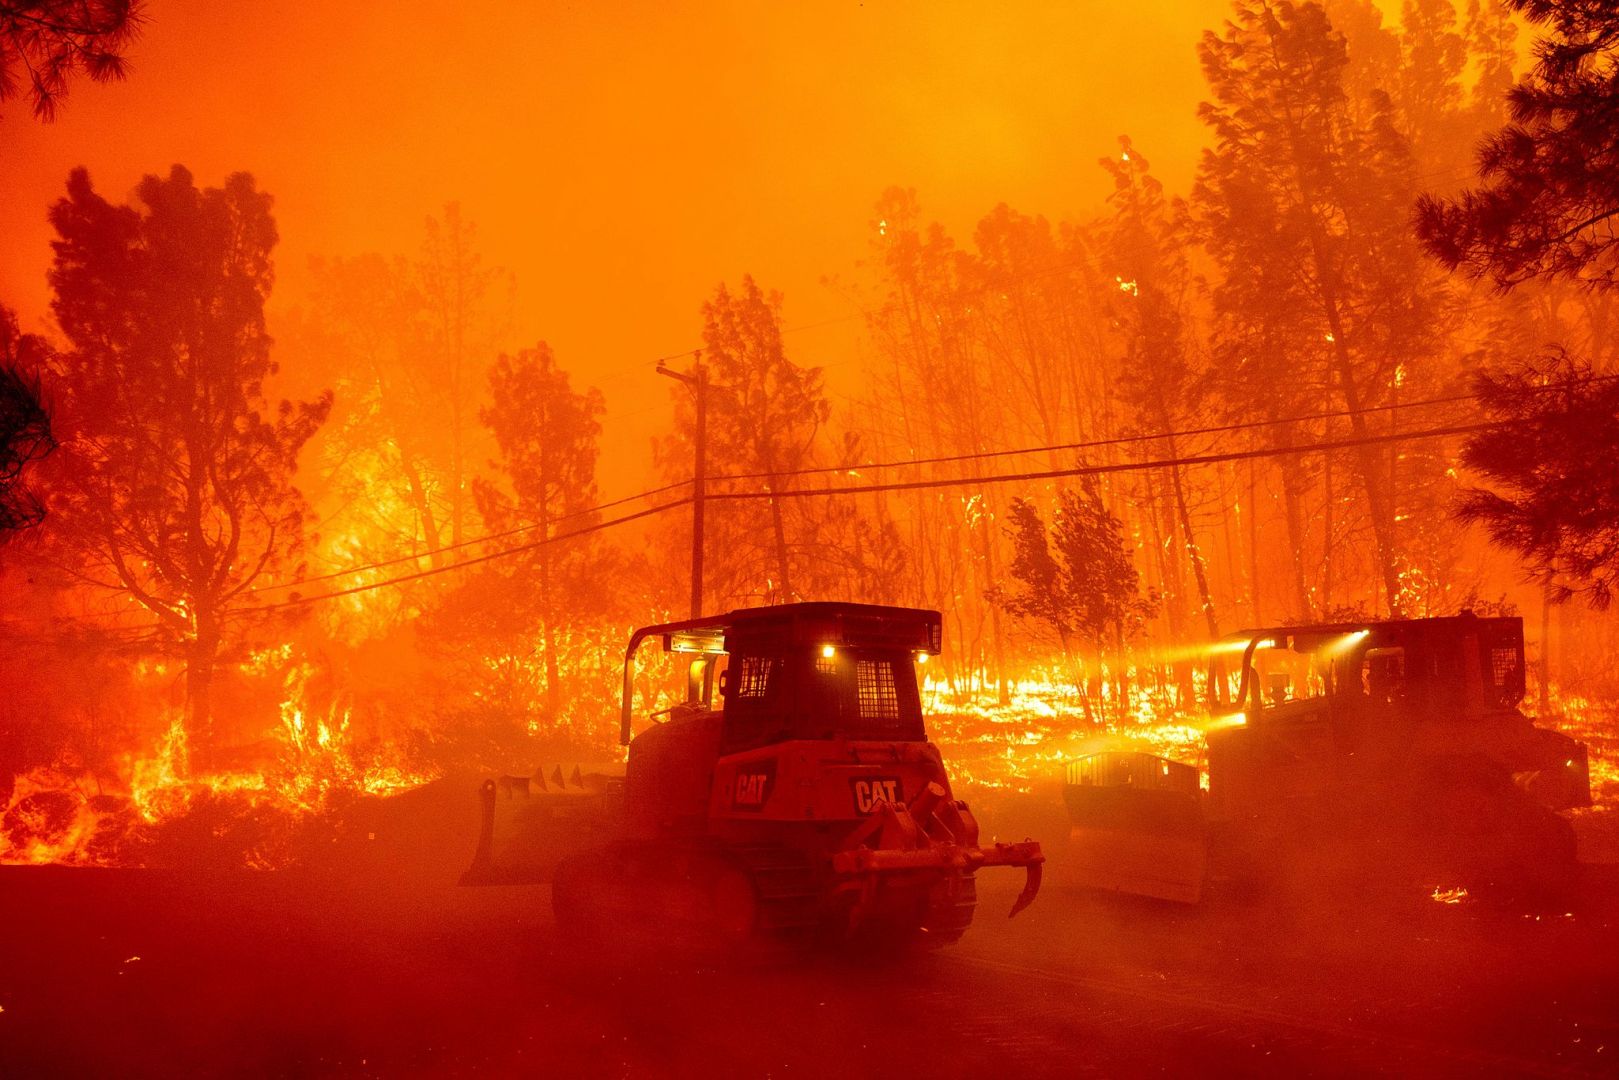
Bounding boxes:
[1458,353,1619,607]
[0,305,53,535]
[472,343,605,717]
[1100,136,1219,641]
[44,165,329,763]
[0,1,142,120]
[1417,1,1619,289]
[1195,0,1441,618]
[995,486,1153,716]
[666,276,828,604]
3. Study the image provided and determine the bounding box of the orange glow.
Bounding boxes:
[0,1,1229,494]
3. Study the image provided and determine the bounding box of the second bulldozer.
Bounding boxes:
[1063,614,1590,903]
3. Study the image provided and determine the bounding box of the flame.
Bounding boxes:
[922,669,1209,796]
[6,649,1616,868]
[1,647,438,868]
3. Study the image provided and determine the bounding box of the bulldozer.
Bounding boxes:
[463,602,1043,946]
[1063,614,1591,903]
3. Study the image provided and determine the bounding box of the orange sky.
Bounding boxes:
[0,0,1234,490]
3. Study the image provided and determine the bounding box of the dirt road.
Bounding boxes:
[2,858,1617,1078]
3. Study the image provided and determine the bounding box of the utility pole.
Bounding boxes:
[658,355,708,618]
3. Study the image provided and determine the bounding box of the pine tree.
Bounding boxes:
[1417,1,1619,288]
[995,487,1154,716]
[1195,0,1443,617]
[0,305,53,535]
[1458,351,1619,606]
[0,1,141,120]
[43,165,330,762]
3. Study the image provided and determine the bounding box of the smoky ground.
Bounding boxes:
[2,781,1617,1078]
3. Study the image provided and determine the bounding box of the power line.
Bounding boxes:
[705,374,1619,487]
[248,478,692,593]
[67,366,1614,626]
[246,388,1464,597]
[240,374,1619,601]
[711,391,1469,484]
[220,420,1505,618]
[241,497,693,615]
[67,418,1498,632]
[704,421,1501,502]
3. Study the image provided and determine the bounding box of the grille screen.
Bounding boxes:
[856,659,901,721]
[736,656,775,699]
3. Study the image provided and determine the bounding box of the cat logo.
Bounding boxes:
[851,776,902,814]
[730,761,776,811]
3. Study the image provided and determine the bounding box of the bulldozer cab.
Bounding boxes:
[620,602,942,751]
[1205,614,1528,731]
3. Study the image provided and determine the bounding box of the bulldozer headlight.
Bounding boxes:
[821,644,837,659]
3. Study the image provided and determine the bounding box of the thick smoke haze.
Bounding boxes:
[0,0,1227,492]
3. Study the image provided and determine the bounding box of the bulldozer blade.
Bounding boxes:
[1063,752,1207,905]
[461,779,504,885]
[1008,859,1042,919]
[460,773,618,887]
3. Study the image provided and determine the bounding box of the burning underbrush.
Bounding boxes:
[1,711,439,870]
[923,673,1207,797]
[6,655,1618,870]
[1541,689,1619,862]
[0,645,443,869]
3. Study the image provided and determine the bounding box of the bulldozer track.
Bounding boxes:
[728,845,822,930]
[940,952,1593,1077]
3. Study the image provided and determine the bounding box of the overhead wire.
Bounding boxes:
[702,421,1504,503]
[249,477,692,593]
[148,418,1511,623]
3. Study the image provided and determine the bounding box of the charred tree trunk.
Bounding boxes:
[768,490,794,602]
[1247,460,1262,625]
[185,610,220,773]
[975,497,1012,705]
[400,453,444,569]
[1167,455,1219,638]
[538,504,561,718]
[1322,451,1334,614]
[1538,585,1552,717]
[1279,457,1314,622]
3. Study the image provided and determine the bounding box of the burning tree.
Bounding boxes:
[865,189,1018,697]
[42,165,330,765]
[1194,0,1445,619]
[419,204,507,549]
[292,206,508,601]
[1100,137,1219,644]
[666,276,828,606]
[470,343,607,720]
